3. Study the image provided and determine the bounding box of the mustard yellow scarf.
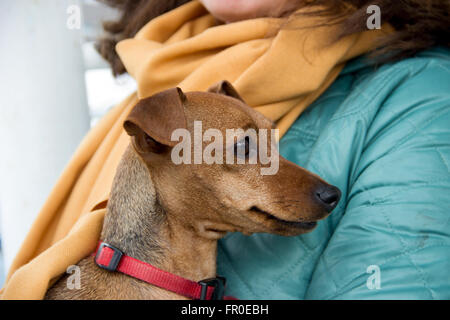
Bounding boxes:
[118,0,388,136]
[1,0,389,299]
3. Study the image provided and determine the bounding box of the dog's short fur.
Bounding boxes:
[45,81,340,299]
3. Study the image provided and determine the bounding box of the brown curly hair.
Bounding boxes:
[96,0,450,76]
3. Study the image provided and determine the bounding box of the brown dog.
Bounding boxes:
[45,81,340,299]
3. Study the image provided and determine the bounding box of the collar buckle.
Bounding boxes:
[95,242,123,272]
[198,276,226,300]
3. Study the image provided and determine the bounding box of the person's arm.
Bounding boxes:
[306,59,450,299]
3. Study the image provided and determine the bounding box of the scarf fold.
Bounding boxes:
[1,0,390,299]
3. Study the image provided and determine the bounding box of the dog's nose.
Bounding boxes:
[315,185,341,212]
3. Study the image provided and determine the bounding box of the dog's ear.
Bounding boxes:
[207,80,245,103]
[124,87,187,153]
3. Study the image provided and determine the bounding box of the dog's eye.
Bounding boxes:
[145,135,153,145]
[133,133,165,154]
[234,136,250,157]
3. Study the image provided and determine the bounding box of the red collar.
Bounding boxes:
[94,242,236,300]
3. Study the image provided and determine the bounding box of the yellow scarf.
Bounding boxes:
[1,1,389,299]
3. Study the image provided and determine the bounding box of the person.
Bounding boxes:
[1,0,449,299]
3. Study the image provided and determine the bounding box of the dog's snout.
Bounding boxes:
[315,185,341,212]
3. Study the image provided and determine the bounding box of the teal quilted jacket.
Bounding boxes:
[217,47,450,300]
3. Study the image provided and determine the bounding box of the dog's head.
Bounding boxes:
[124,81,340,238]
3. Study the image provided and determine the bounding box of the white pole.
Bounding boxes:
[0,0,90,272]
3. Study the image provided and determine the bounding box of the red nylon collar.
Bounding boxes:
[94,242,236,300]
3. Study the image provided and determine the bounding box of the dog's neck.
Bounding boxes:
[101,146,217,285]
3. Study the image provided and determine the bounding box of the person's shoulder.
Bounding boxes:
[378,47,450,100]
[342,47,449,112]
[345,47,450,151]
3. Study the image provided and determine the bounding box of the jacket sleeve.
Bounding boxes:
[305,59,450,299]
